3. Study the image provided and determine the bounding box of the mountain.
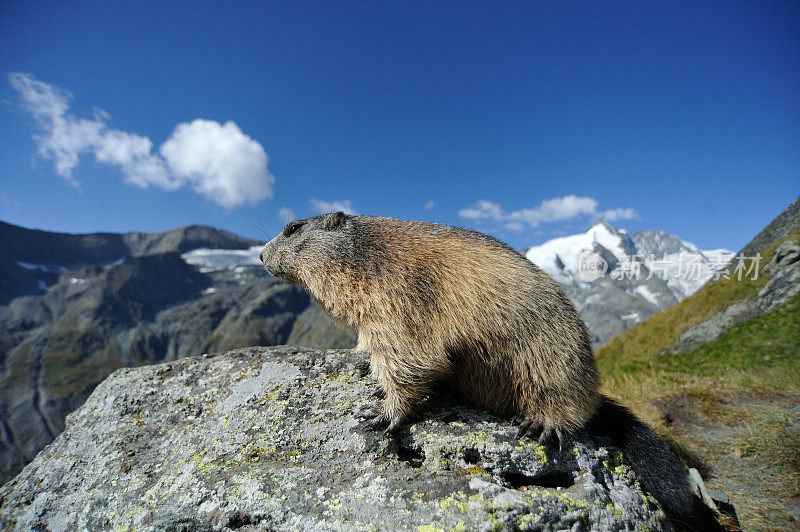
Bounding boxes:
[0,221,356,484]
[525,219,732,346]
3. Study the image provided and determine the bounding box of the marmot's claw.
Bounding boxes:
[384,418,402,435]
[537,428,552,444]
[355,403,381,420]
[363,416,389,431]
[516,418,544,440]
[369,387,386,399]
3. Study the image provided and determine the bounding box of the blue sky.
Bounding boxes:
[1,1,797,251]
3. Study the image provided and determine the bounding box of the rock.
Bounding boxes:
[669,299,762,354]
[758,239,800,312]
[0,347,670,531]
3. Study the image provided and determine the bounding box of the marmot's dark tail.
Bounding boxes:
[586,395,693,516]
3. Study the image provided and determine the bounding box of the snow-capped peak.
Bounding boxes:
[525,222,732,299]
[525,219,632,283]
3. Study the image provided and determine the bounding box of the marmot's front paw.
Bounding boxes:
[355,402,382,420]
[363,416,390,431]
[369,387,386,399]
[355,404,403,435]
[363,415,403,436]
[513,414,544,440]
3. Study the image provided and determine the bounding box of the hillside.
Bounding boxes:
[596,196,800,529]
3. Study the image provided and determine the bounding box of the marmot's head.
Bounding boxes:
[260,211,351,287]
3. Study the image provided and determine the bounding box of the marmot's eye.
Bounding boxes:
[283,221,304,237]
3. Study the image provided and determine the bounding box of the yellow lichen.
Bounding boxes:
[533,445,548,464]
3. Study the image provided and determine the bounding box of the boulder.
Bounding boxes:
[0,347,671,531]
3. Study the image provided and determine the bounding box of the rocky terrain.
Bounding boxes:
[0,346,702,531]
[0,222,355,485]
[669,237,800,354]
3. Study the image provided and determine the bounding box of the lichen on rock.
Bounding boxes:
[0,347,670,531]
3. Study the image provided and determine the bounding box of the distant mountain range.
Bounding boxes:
[526,219,732,345]
[0,221,355,483]
[0,221,260,305]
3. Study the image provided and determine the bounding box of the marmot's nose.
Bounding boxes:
[259,248,266,263]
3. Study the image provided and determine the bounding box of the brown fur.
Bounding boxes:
[260,212,600,439]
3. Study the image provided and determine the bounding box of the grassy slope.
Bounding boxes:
[595,234,800,529]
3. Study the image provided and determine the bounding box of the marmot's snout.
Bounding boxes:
[259,238,280,277]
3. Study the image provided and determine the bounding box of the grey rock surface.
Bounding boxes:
[757,239,800,313]
[0,347,670,531]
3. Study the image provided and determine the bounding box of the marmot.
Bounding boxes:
[260,211,692,516]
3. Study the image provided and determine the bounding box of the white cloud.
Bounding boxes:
[511,195,599,226]
[459,195,636,230]
[424,200,435,210]
[278,207,296,223]
[503,222,525,232]
[459,199,505,221]
[600,207,638,221]
[160,119,273,209]
[310,198,357,214]
[9,73,273,209]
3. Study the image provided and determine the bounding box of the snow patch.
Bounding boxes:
[181,246,263,271]
[526,221,733,300]
[634,285,660,307]
[17,261,67,273]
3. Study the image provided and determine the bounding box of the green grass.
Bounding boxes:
[654,294,800,380]
[599,291,800,426]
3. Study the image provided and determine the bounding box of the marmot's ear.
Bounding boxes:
[325,211,346,230]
